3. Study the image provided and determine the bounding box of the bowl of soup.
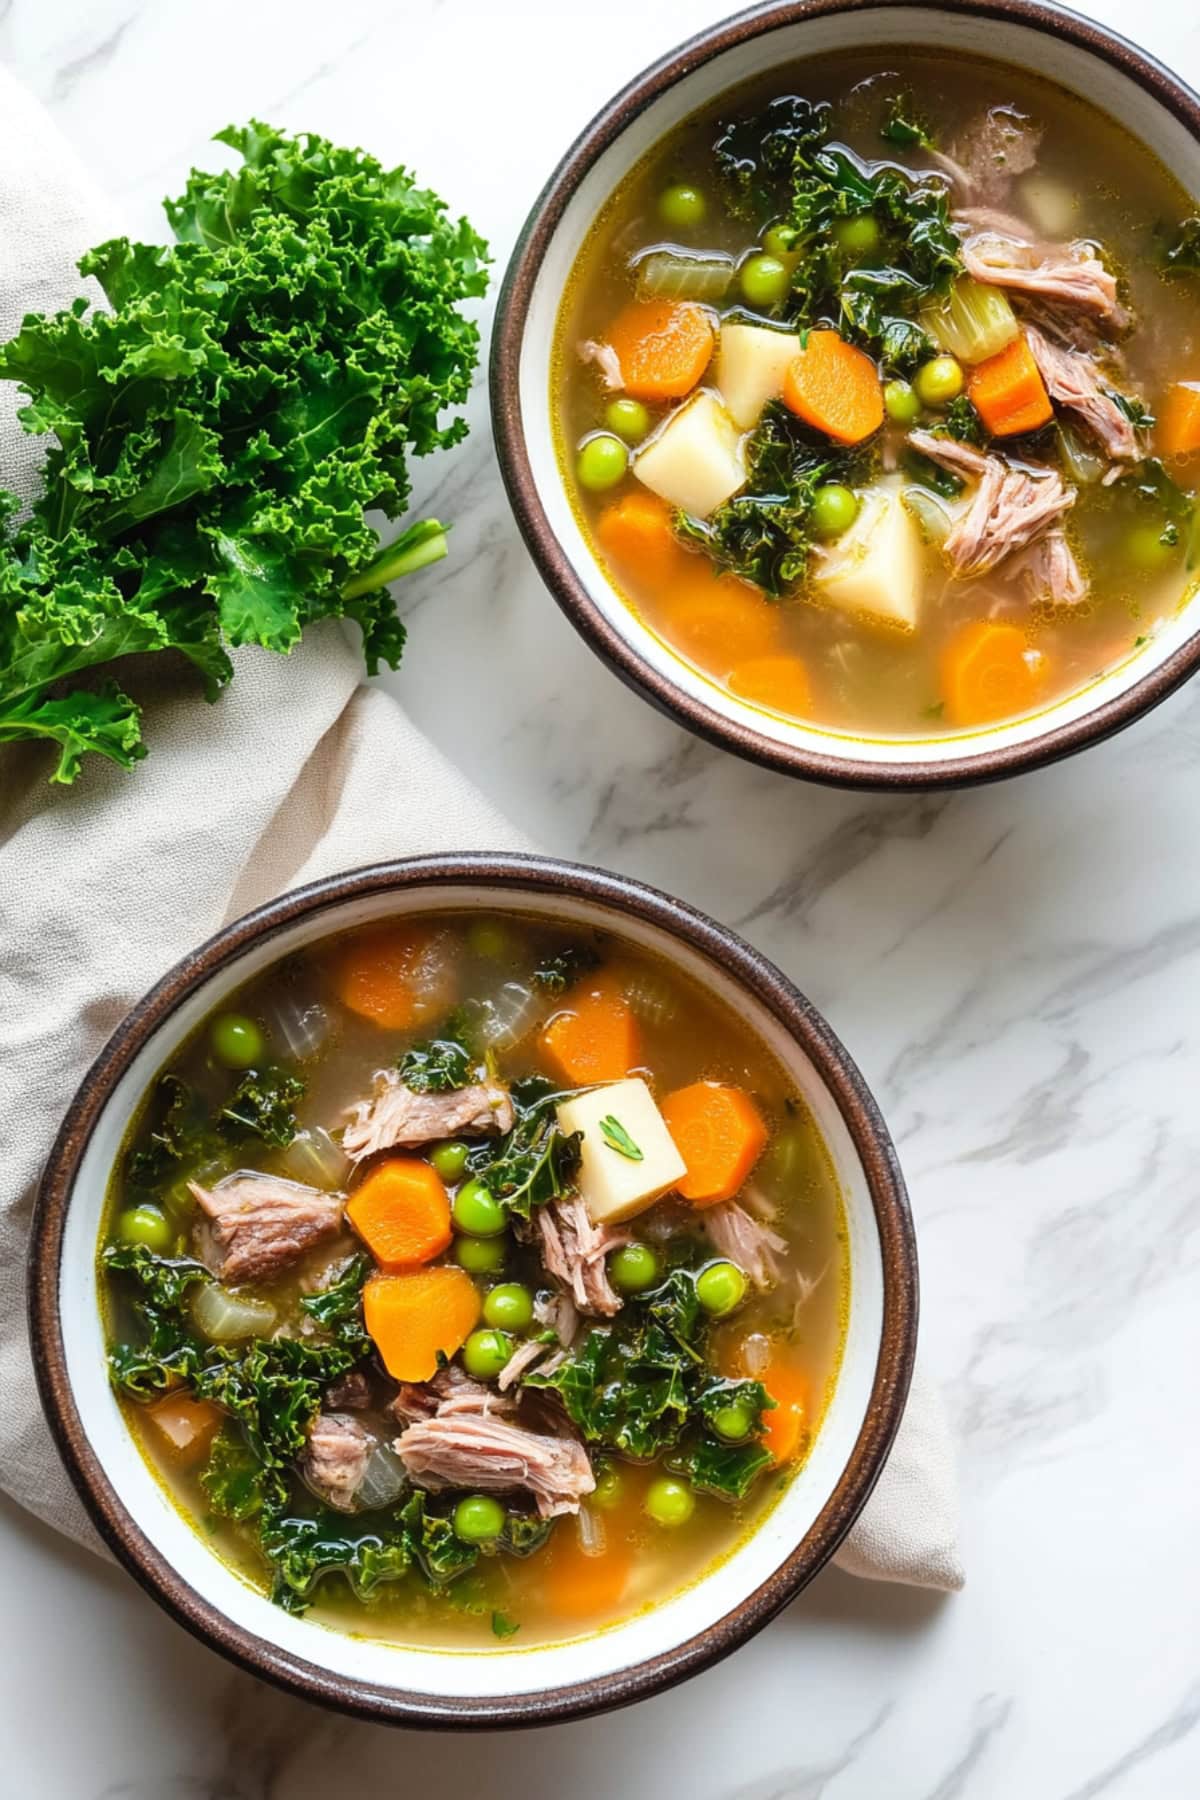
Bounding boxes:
[492,0,1200,786]
[31,854,915,1724]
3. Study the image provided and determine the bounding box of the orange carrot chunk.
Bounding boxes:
[661,1082,768,1207]
[146,1394,222,1466]
[967,333,1053,437]
[596,491,684,588]
[544,1531,635,1621]
[727,654,812,716]
[761,1361,810,1465]
[334,923,453,1030]
[940,620,1048,727]
[1158,381,1200,458]
[347,1158,452,1269]
[602,299,715,402]
[540,977,639,1086]
[781,330,884,445]
[364,1267,480,1381]
[661,571,783,670]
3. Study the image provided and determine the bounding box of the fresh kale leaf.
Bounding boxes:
[467,1089,583,1222]
[101,1242,210,1310]
[880,92,935,150]
[673,1431,774,1500]
[263,1509,414,1613]
[125,1074,215,1189]
[200,1428,277,1521]
[298,1256,371,1353]
[1163,216,1200,273]
[531,941,602,996]
[0,121,488,783]
[398,1035,475,1094]
[713,94,833,222]
[944,396,986,444]
[218,1066,305,1147]
[491,1610,521,1639]
[1109,391,1155,431]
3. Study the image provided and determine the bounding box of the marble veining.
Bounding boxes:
[3,0,1200,1794]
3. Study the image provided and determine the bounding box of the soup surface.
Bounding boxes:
[555,50,1200,740]
[101,910,847,1648]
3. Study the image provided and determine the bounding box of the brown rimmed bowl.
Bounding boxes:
[491,0,1200,790]
[30,853,916,1727]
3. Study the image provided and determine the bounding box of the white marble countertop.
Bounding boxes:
[4,0,1200,1793]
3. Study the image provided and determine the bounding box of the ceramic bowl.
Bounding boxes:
[31,854,916,1725]
[491,0,1200,788]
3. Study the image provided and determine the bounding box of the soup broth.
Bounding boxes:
[100,910,847,1648]
[555,51,1200,739]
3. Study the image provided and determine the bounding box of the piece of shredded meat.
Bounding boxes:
[342,1070,514,1164]
[958,225,1121,323]
[188,1171,344,1284]
[1010,529,1089,607]
[702,1200,787,1292]
[578,337,623,388]
[395,1413,595,1518]
[325,1370,371,1411]
[534,1289,580,1348]
[1022,323,1138,462]
[907,430,1074,577]
[389,1363,511,1426]
[941,106,1042,205]
[497,1336,557,1392]
[535,1194,629,1317]
[301,1412,373,1513]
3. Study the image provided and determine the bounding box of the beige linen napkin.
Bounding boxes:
[0,69,962,1592]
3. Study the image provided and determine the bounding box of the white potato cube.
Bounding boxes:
[811,478,922,633]
[634,391,746,519]
[717,323,801,429]
[556,1077,687,1227]
[1018,175,1078,239]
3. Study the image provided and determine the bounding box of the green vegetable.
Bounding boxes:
[696,1261,748,1317]
[609,1242,661,1295]
[943,395,986,445]
[462,1328,514,1380]
[116,1205,172,1253]
[914,355,965,408]
[1162,216,1200,273]
[465,1081,583,1223]
[884,378,922,426]
[210,1014,265,1070]
[879,92,935,150]
[453,1494,507,1544]
[298,1257,370,1354]
[467,919,516,961]
[657,183,707,229]
[531,941,601,995]
[833,214,881,258]
[0,122,488,784]
[739,252,791,309]
[591,1464,626,1510]
[452,1177,506,1238]
[103,1243,210,1311]
[431,1141,470,1183]
[762,222,799,259]
[810,483,859,540]
[645,1476,696,1527]
[491,1610,521,1639]
[921,277,1017,365]
[599,1115,643,1161]
[712,1401,755,1440]
[714,96,833,222]
[454,1233,508,1274]
[482,1283,534,1331]
[633,249,733,304]
[399,1036,474,1095]
[218,1067,305,1148]
[576,434,629,492]
[605,397,652,443]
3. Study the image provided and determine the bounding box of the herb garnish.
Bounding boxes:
[599,1115,643,1161]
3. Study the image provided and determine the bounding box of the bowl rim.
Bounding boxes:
[489,0,1200,791]
[29,851,917,1728]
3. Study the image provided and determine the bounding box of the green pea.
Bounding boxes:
[591,1464,626,1511]
[576,433,629,492]
[739,252,791,310]
[696,1260,749,1318]
[645,1476,696,1527]
[452,1177,506,1238]
[883,378,922,426]
[116,1205,172,1253]
[454,1233,508,1275]
[1124,522,1179,571]
[453,1494,507,1544]
[467,919,515,961]
[482,1282,534,1331]
[834,213,881,257]
[810,483,860,540]
[762,222,798,259]
[913,355,964,409]
[462,1328,514,1381]
[712,1401,755,1441]
[210,1012,266,1069]
[609,1243,661,1295]
[430,1141,470,1183]
[604,397,652,444]
[657,183,707,230]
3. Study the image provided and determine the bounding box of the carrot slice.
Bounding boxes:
[540,976,639,1086]
[596,491,684,587]
[1158,381,1200,458]
[940,620,1047,726]
[146,1393,222,1466]
[727,653,811,716]
[347,1158,452,1269]
[781,330,883,445]
[761,1361,810,1465]
[603,299,715,402]
[660,569,783,671]
[364,1267,480,1381]
[660,1082,768,1208]
[967,333,1053,436]
[544,1530,635,1621]
[334,923,453,1030]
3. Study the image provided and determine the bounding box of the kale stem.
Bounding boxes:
[342,518,449,599]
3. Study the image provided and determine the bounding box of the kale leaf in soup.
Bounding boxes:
[100,911,847,1647]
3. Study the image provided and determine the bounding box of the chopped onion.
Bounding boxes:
[576,1506,607,1558]
[902,485,956,546]
[621,965,679,1029]
[355,1443,406,1512]
[262,994,331,1061]
[632,248,734,304]
[191,1282,276,1343]
[740,1332,772,1378]
[281,1126,347,1189]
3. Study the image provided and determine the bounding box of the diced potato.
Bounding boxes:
[812,478,922,633]
[1018,175,1078,239]
[633,390,746,519]
[717,323,802,429]
[556,1077,687,1226]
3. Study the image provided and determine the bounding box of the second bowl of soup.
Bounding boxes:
[493,0,1200,785]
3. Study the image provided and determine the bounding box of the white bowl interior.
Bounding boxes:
[60,882,887,1700]
[519,5,1200,767]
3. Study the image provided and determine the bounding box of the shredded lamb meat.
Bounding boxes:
[188,1171,344,1284]
[325,1370,371,1411]
[702,1201,787,1292]
[1023,323,1138,462]
[535,1194,629,1317]
[497,1336,557,1392]
[907,430,1074,577]
[342,1070,514,1163]
[578,337,623,388]
[1010,529,1089,607]
[534,1289,580,1348]
[958,225,1121,322]
[395,1413,595,1518]
[301,1412,373,1513]
[389,1363,510,1426]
